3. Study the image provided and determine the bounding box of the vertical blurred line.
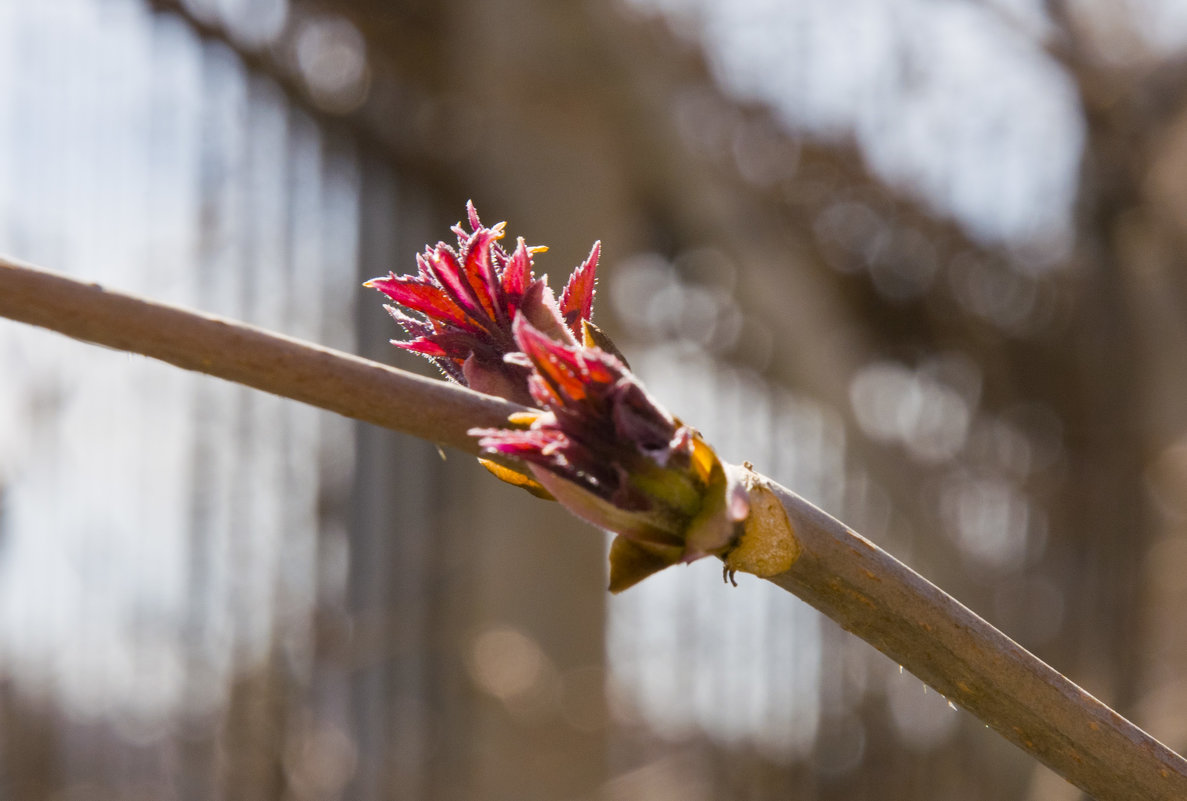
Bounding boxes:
[140,22,204,792]
[346,159,438,801]
[312,128,367,801]
[243,73,293,798]
[289,104,355,801]
[180,30,236,801]
[106,6,157,797]
[273,96,316,696]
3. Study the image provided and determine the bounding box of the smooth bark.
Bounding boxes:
[0,256,522,456]
[756,476,1187,801]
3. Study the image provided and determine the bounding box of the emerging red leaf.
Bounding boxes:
[364,203,601,407]
[559,241,599,339]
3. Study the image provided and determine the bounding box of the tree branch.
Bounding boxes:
[753,476,1187,801]
[2,254,1185,799]
[0,256,523,455]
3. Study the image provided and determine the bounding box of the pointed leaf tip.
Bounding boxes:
[477,458,554,499]
[608,536,682,593]
[581,320,630,368]
[560,241,599,338]
[363,274,390,289]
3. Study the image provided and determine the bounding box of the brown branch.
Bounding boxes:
[754,476,1187,801]
[2,254,1185,798]
[0,255,523,455]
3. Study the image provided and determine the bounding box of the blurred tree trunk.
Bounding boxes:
[223,660,292,801]
[1067,53,1187,755]
[0,680,59,801]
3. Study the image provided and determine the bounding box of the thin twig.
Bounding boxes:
[2,254,1185,799]
[0,256,523,455]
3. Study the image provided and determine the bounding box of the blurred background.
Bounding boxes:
[1,0,1186,798]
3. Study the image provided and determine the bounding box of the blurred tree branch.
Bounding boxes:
[2,254,1186,799]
